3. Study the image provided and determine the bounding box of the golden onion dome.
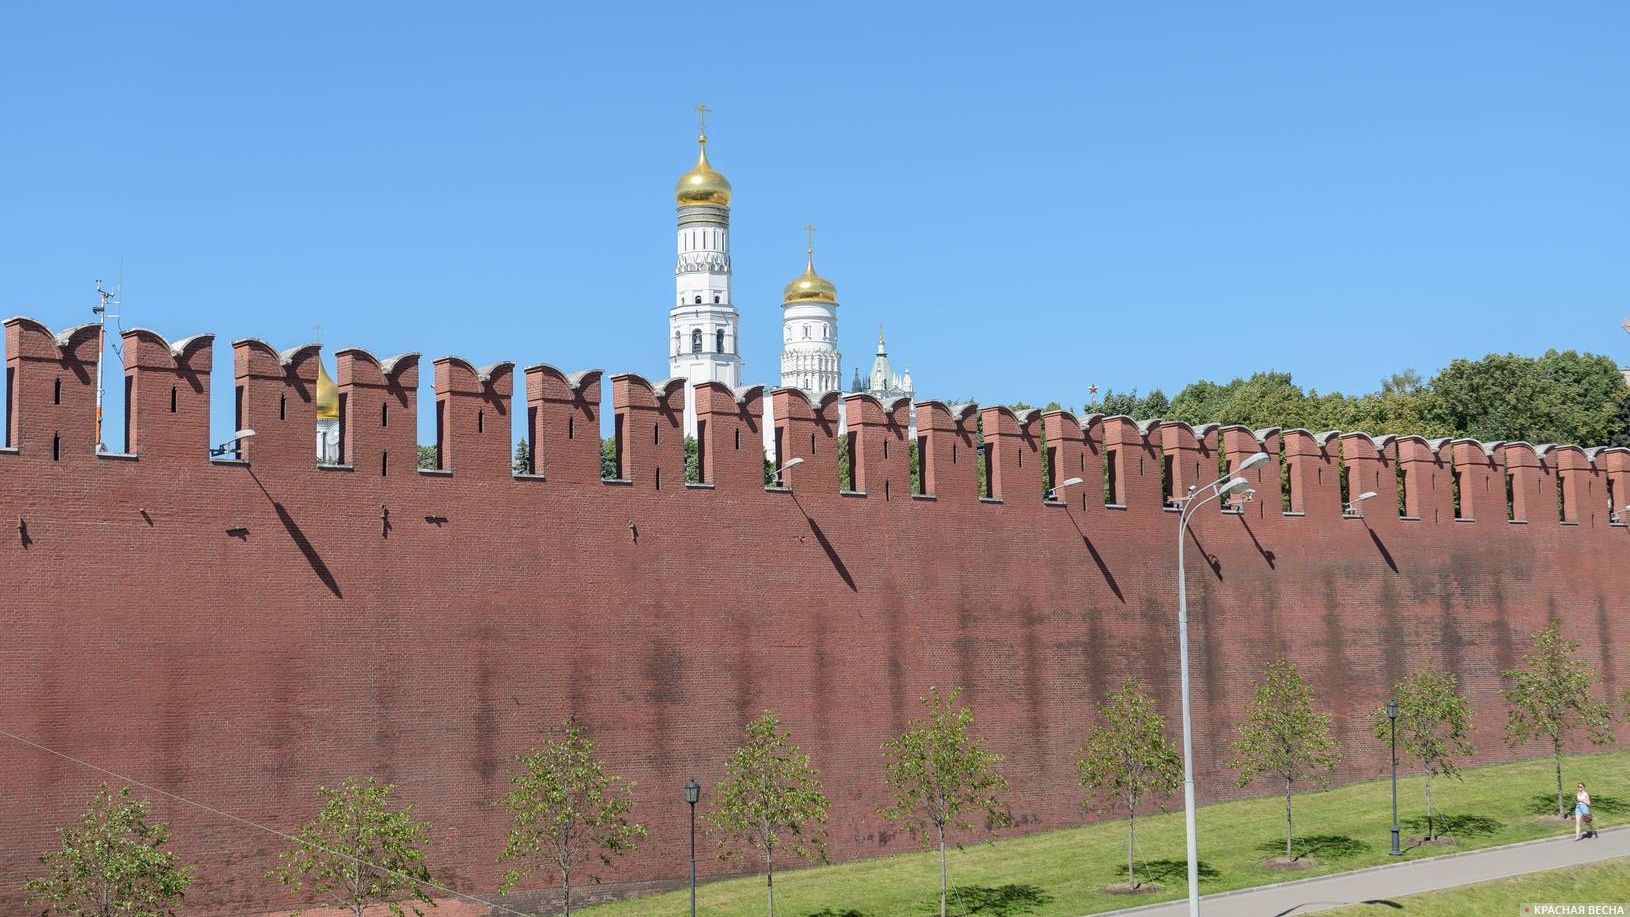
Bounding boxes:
[674,135,732,206]
[783,250,837,304]
[315,358,340,421]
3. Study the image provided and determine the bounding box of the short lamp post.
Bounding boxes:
[1047,476,1085,502]
[766,455,804,487]
[684,779,701,917]
[208,429,256,458]
[1175,450,1270,916]
[1344,490,1378,517]
[1387,699,1402,856]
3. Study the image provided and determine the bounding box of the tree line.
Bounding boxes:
[31,619,1624,916]
[1086,349,1630,447]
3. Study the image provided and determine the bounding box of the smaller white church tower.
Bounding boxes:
[668,106,741,433]
[854,325,914,402]
[779,226,841,393]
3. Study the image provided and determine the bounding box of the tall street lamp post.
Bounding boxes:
[685,779,701,917]
[1175,450,1269,916]
[1387,699,1402,856]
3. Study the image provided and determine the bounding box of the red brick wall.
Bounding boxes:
[2,319,1627,914]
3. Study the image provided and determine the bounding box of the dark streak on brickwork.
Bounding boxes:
[1596,594,1617,700]
[1380,577,1407,692]
[1490,582,1519,676]
[1018,600,1049,773]
[1436,578,1467,679]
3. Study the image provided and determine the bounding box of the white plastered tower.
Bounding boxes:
[778,226,842,393]
[668,109,742,434]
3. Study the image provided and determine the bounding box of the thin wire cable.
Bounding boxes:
[0,727,533,917]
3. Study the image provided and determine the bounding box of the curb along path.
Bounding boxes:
[1100,826,1630,917]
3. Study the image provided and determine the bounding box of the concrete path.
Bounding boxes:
[1105,826,1630,916]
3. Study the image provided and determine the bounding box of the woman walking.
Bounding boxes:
[1575,782,1594,840]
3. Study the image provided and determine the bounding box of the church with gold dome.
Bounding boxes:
[667,109,912,433]
[310,109,913,459]
[315,358,340,463]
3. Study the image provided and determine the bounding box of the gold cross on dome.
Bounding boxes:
[804,224,816,256]
[694,104,711,136]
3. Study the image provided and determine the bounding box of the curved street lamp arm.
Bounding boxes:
[1179,480,1227,528]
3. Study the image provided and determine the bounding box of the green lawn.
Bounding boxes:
[1322,857,1630,915]
[578,749,1628,917]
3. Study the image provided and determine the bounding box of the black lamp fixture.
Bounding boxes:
[209,428,256,458]
[1386,698,1401,856]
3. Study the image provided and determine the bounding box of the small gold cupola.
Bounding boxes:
[783,226,837,304]
[314,358,340,421]
[674,105,732,207]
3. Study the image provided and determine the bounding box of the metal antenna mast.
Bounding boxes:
[93,279,121,453]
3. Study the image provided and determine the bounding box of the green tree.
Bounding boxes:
[270,777,434,917]
[1085,388,1133,418]
[26,784,196,917]
[838,431,854,491]
[1305,390,1360,432]
[880,687,1011,917]
[1076,679,1182,890]
[1170,371,1368,432]
[1369,671,1474,840]
[1223,372,1314,429]
[1609,397,1630,448]
[1345,389,1446,437]
[1140,389,1170,419]
[416,444,438,470]
[706,712,829,917]
[1425,353,1547,443]
[1381,369,1426,396]
[499,720,646,917]
[1501,621,1616,818]
[513,438,532,475]
[1533,349,1630,446]
[1229,658,1343,861]
[600,436,618,479]
[1426,350,1628,446]
[1085,388,1167,420]
[684,435,701,483]
[1165,380,1233,425]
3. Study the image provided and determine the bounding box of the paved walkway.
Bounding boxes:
[1106,826,1630,916]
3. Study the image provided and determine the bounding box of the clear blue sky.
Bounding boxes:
[3,1,1627,446]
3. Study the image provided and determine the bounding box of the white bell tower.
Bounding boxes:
[779,225,842,393]
[668,105,742,433]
